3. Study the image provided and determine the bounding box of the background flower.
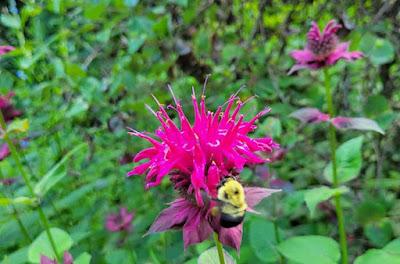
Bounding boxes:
[105,207,134,233]
[289,20,363,74]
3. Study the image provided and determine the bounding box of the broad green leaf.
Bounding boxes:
[369,38,395,65]
[304,186,349,218]
[277,236,340,264]
[6,119,29,134]
[249,218,281,262]
[0,197,37,207]
[28,228,73,263]
[355,239,400,264]
[324,136,363,184]
[34,143,86,196]
[197,246,236,264]
[74,252,92,264]
[354,249,400,264]
[364,219,393,248]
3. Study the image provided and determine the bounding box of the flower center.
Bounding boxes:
[308,34,338,59]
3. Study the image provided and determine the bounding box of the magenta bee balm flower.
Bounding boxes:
[0,46,14,56]
[105,207,134,232]
[289,20,363,74]
[128,89,280,250]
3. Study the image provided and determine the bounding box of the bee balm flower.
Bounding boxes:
[105,207,134,232]
[0,46,14,56]
[289,20,363,74]
[128,89,280,250]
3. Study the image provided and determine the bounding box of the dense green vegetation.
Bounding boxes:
[1,1,399,263]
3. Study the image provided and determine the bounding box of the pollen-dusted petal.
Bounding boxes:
[218,223,243,251]
[245,187,281,209]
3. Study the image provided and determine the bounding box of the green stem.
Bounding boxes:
[0,113,60,261]
[213,232,225,264]
[0,164,32,242]
[323,69,348,264]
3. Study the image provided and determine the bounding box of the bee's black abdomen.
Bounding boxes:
[220,213,244,228]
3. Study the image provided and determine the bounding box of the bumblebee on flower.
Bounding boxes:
[127,87,280,250]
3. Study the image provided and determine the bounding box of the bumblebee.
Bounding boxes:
[214,177,247,228]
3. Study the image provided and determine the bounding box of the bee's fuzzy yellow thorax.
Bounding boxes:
[217,178,247,210]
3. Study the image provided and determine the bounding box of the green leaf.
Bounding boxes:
[304,186,349,218]
[363,95,389,118]
[128,36,146,54]
[34,143,86,196]
[364,219,393,248]
[324,136,363,184]
[6,119,29,134]
[0,196,38,207]
[74,252,92,264]
[28,228,73,263]
[277,236,340,264]
[198,247,236,264]
[0,14,21,29]
[354,239,400,264]
[369,38,395,65]
[249,218,281,262]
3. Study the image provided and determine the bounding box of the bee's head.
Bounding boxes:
[217,178,247,208]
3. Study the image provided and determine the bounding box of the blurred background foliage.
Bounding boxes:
[0,0,399,263]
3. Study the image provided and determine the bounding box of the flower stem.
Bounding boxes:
[323,68,348,264]
[0,112,60,260]
[213,232,225,264]
[0,168,32,242]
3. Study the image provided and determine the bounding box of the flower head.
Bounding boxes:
[40,252,73,264]
[128,90,280,249]
[289,20,363,74]
[0,92,22,122]
[105,207,134,232]
[128,90,279,206]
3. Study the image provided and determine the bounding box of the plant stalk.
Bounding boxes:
[323,68,348,264]
[0,112,60,260]
[213,232,225,264]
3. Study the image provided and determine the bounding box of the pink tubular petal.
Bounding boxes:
[133,148,158,162]
[245,187,281,209]
[331,117,384,134]
[290,108,330,123]
[127,161,151,176]
[326,42,363,65]
[218,223,243,251]
[290,49,316,64]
